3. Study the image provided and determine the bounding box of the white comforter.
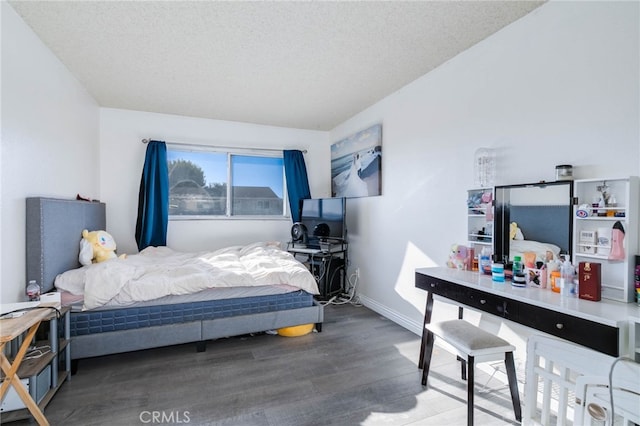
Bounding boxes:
[55,242,319,310]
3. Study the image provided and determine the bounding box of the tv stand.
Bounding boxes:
[288,240,348,300]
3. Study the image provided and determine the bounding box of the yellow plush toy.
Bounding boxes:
[510,222,524,240]
[79,229,125,266]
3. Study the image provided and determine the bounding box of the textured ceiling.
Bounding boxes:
[9,1,544,131]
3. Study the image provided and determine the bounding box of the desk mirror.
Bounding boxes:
[494,181,574,264]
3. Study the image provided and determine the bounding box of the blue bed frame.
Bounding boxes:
[26,197,323,360]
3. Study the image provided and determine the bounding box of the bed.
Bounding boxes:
[26,197,324,361]
[508,205,570,263]
[493,181,574,265]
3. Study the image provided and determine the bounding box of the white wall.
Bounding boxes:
[99,108,329,256]
[1,3,100,303]
[332,0,640,357]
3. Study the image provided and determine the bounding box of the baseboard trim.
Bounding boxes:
[358,294,423,336]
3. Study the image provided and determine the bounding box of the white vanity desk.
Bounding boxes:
[416,267,640,358]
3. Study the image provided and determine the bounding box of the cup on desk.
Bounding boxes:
[525,267,543,288]
[491,263,505,283]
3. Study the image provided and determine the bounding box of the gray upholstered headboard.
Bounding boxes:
[26,197,106,293]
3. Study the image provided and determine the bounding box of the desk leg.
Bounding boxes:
[0,322,50,426]
[418,291,434,370]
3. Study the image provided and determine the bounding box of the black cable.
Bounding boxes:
[0,305,61,320]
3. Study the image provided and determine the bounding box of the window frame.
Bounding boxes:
[167,144,290,221]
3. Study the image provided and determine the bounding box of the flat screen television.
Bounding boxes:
[299,197,346,247]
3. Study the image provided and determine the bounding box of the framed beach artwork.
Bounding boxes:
[331,124,382,198]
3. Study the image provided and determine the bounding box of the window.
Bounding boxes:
[167,147,287,218]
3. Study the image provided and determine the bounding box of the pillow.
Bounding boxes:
[54,266,88,295]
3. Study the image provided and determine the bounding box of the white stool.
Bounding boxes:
[421,319,521,426]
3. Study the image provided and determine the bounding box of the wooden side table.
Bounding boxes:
[1,305,60,426]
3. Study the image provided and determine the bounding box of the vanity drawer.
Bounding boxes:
[517,302,619,356]
[465,289,515,319]
[415,274,466,301]
[416,274,515,319]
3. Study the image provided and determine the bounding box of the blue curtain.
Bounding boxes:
[283,150,311,223]
[135,140,169,251]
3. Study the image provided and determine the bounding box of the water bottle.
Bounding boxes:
[26,280,41,301]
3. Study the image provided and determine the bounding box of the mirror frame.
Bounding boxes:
[493,180,574,264]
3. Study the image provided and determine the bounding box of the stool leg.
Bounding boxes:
[421,331,435,387]
[467,355,474,426]
[457,356,467,380]
[504,352,522,421]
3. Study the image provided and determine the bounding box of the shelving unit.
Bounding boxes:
[572,177,639,302]
[287,241,348,300]
[467,188,494,253]
[1,306,71,421]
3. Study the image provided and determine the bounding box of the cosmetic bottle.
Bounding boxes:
[512,256,523,274]
[512,255,526,287]
[479,247,492,275]
[539,263,547,288]
[548,259,561,292]
[560,256,576,297]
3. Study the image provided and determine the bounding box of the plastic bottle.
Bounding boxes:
[548,259,561,292]
[550,271,561,293]
[26,280,40,301]
[539,263,548,288]
[512,256,523,274]
[480,247,492,275]
[560,256,576,297]
[512,255,526,287]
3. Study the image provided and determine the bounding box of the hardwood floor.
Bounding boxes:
[4,304,522,425]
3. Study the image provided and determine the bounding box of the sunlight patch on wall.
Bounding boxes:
[394,241,438,312]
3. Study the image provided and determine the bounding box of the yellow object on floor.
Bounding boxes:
[277,323,314,337]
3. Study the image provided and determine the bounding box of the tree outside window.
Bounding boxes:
[167,148,286,218]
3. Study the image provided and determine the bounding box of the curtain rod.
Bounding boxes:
[141,138,306,154]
